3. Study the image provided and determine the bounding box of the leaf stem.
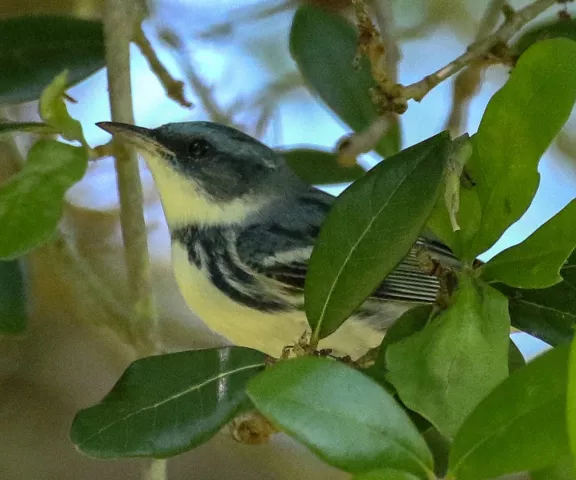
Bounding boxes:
[103,0,160,357]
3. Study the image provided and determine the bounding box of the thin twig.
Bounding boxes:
[369,0,400,82]
[142,458,167,480]
[556,129,576,159]
[446,0,507,134]
[337,116,393,165]
[338,0,400,163]
[197,0,299,39]
[159,30,233,124]
[89,140,114,160]
[401,0,558,102]
[477,0,508,39]
[103,0,160,357]
[133,25,193,108]
[49,233,136,345]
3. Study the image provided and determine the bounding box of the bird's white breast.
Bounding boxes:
[171,242,390,358]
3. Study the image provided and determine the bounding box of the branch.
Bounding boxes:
[369,0,400,82]
[338,0,400,163]
[337,116,393,165]
[401,0,558,103]
[159,30,233,124]
[133,25,194,108]
[103,0,159,356]
[197,0,298,40]
[446,0,507,134]
[141,458,167,480]
[103,2,164,478]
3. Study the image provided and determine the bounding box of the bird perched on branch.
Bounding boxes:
[98,121,452,359]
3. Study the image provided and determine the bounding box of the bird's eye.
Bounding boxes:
[187,139,211,157]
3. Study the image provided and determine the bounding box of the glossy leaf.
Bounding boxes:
[386,276,510,439]
[531,455,576,480]
[508,339,526,374]
[71,347,266,458]
[482,200,576,288]
[425,133,481,259]
[0,140,88,259]
[290,5,400,157]
[0,122,57,135]
[426,182,481,261]
[496,282,576,346]
[280,148,366,185]
[448,344,570,480]
[561,248,576,289]
[465,39,576,259]
[39,71,86,144]
[441,134,472,232]
[422,427,450,478]
[247,357,434,478]
[0,260,26,334]
[0,15,105,104]
[569,335,576,458]
[514,19,576,55]
[305,132,450,340]
[353,470,421,480]
[364,305,433,386]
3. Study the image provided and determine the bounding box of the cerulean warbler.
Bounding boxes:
[97,121,451,358]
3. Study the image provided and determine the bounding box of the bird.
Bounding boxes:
[97,121,454,359]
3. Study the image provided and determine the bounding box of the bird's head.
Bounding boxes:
[97,121,295,227]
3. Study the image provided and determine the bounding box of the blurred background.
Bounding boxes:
[0,0,574,478]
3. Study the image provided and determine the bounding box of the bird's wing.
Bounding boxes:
[236,188,456,304]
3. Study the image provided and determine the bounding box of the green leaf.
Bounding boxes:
[426,182,481,260]
[305,132,451,340]
[442,134,473,232]
[508,338,526,374]
[448,344,571,480]
[365,305,433,386]
[482,200,576,288]
[568,335,576,458]
[39,71,86,144]
[514,19,576,55]
[561,248,576,289]
[0,15,105,105]
[71,347,266,458]
[0,140,88,259]
[353,470,421,480]
[279,148,366,185]
[465,38,576,259]
[531,455,576,480]
[386,276,510,439]
[0,260,26,334]
[0,122,57,135]
[247,357,434,478]
[289,5,401,158]
[495,282,576,346]
[422,427,450,478]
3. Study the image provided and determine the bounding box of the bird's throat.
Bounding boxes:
[139,149,267,228]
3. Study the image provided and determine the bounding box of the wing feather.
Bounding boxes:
[236,188,457,305]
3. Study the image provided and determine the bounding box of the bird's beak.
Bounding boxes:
[96,121,170,154]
